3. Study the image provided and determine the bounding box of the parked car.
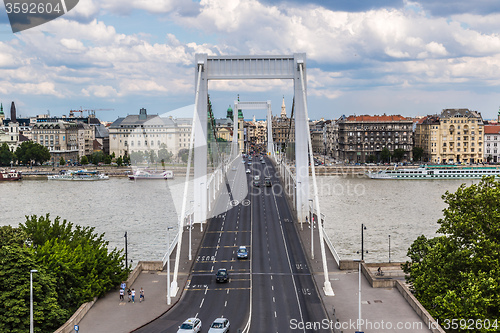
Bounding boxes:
[216,268,229,283]
[177,318,202,333]
[237,246,248,259]
[208,317,230,333]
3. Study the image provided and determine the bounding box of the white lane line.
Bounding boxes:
[224,301,227,307]
[204,286,208,295]
[200,298,205,308]
[274,311,277,318]
[273,296,275,302]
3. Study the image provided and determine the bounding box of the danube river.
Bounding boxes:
[1,175,474,264]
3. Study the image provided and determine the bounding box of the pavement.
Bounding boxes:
[77,225,206,333]
[296,221,433,333]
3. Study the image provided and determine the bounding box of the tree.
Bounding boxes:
[20,214,127,313]
[413,146,424,162]
[158,147,173,164]
[403,177,500,331]
[80,156,89,165]
[123,155,130,165]
[380,147,391,163]
[15,141,50,165]
[90,151,105,164]
[104,154,112,164]
[366,155,376,163]
[178,149,189,163]
[59,157,65,166]
[0,226,67,332]
[0,142,15,166]
[392,148,406,162]
[130,151,144,164]
[116,156,123,167]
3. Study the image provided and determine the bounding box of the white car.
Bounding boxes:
[177,318,202,333]
[246,169,251,174]
[208,317,230,333]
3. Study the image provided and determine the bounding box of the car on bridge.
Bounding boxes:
[264,177,272,186]
[246,169,251,174]
[253,180,260,187]
[216,268,229,283]
[177,318,202,333]
[208,317,230,333]
[237,246,248,259]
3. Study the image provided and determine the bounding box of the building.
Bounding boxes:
[416,109,484,164]
[484,125,500,162]
[335,114,414,163]
[272,97,294,152]
[31,120,84,162]
[414,115,440,162]
[108,108,192,159]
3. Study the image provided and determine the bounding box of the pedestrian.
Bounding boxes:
[131,288,136,303]
[119,288,124,302]
[139,287,145,303]
[127,288,132,302]
[120,281,126,290]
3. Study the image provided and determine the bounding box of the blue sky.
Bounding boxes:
[1,0,500,121]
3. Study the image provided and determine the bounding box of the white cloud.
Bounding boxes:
[82,85,119,98]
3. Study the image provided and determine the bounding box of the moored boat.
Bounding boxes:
[366,165,500,180]
[48,169,109,181]
[128,169,173,180]
[0,169,22,181]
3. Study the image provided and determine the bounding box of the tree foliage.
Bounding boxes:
[392,148,406,162]
[413,146,424,162]
[80,155,89,165]
[404,177,500,332]
[0,142,15,166]
[380,147,391,163]
[15,141,50,165]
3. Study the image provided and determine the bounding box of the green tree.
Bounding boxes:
[80,156,89,165]
[412,146,424,162]
[0,142,15,166]
[130,151,144,164]
[158,146,173,164]
[90,151,105,164]
[178,148,189,163]
[403,177,500,331]
[116,156,123,167]
[123,155,130,165]
[392,148,406,162]
[20,214,127,313]
[104,154,112,164]
[15,141,50,165]
[380,147,391,163]
[0,226,67,332]
[59,157,65,166]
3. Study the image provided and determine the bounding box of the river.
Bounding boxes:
[0,175,474,264]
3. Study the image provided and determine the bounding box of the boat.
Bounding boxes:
[366,165,500,180]
[0,169,22,181]
[128,169,174,180]
[48,169,109,181]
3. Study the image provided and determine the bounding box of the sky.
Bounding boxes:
[1,0,500,121]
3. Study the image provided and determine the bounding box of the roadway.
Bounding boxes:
[135,154,329,332]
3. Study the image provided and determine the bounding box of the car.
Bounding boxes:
[261,160,265,164]
[242,160,246,163]
[237,246,248,259]
[208,317,230,333]
[253,180,260,187]
[254,175,260,181]
[232,166,236,171]
[247,162,252,165]
[216,268,229,283]
[177,318,202,333]
[246,169,251,174]
[264,177,272,187]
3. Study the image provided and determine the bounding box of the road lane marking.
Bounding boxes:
[200,298,204,308]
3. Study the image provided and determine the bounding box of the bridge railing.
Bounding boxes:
[162,207,193,267]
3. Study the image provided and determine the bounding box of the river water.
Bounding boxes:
[0,175,474,264]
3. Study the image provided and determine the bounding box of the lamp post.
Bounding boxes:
[189,200,194,261]
[30,269,38,333]
[353,260,363,333]
[167,226,173,305]
[124,232,128,269]
[309,199,314,260]
[361,224,367,261]
[389,235,391,263]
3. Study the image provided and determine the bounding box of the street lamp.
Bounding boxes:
[388,235,391,263]
[353,260,363,333]
[309,199,314,260]
[167,226,173,305]
[357,224,367,261]
[189,200,194,261]
[30,269,38,333]
[124,232,128,269]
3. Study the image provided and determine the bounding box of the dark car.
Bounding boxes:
[264,177,272,187]
[216,268,229,283]
[253,180,260,187]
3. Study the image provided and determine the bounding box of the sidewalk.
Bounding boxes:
[296,222,433,333]
[77,225,206,333]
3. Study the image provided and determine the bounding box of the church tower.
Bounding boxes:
[0,103,4,125]
[280,96,287,118]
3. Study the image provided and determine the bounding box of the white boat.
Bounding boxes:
[366,165,500,180]
[48,169,109,181]
[128,169,173,180]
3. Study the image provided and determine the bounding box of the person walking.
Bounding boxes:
[127,288,132,302]
[139,287,145,303]
[119,288,124,302]
[131,288,136,303]
[120,281,126,290]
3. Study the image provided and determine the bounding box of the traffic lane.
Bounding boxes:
[250,274,278,332]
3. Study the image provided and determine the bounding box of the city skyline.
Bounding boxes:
[1,1,500,121]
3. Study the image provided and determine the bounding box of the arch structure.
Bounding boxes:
[232,100,273,158]
[194,53,309,226]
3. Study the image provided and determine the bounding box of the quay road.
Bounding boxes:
[136,155,329,332]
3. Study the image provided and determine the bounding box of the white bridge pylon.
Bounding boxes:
[232,101,273,158]
[170,54,333,297]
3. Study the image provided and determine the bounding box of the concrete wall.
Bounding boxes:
[54,297,97,333]
[55,261,163,332]
[395,280,445,333]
